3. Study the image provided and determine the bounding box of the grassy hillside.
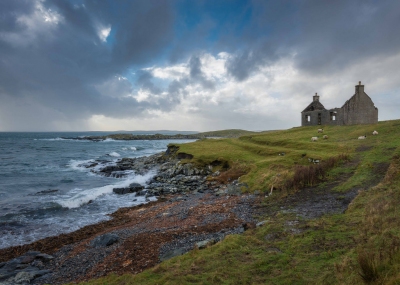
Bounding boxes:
[77,120,400,285]
[196,129,262,138]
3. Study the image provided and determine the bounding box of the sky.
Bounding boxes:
[1,0,400,132]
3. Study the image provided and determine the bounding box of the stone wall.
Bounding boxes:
[301,107,342,126]
[301,83,378,126]
[341,85,378,125]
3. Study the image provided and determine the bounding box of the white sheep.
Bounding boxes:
[372,130,378,135]
[318,128,324,133]
[358,135,367,140]
[311,137,318,142]
[323,135,328,139]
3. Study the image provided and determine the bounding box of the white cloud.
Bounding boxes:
[98,25,111,42]
[0,0,63,46]
[145,64,189,80]
[127,50,400,131]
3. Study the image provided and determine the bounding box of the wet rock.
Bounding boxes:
[36,254,54,261]
[195,239,217,249]
[91,233,119,247]
[0,251,52,285]
[136,190,147,196]
[20,255,35,264]
[13,271,36,284]
[30,189,59,196]
[113,183,144,195]
[159,248,187,262]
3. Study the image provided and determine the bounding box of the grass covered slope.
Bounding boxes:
[78,120,400,285]
[177,121,396,194]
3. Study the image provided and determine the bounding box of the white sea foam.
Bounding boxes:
[122,147,128,151]
[102,138,123,142]
[68,159,95,171]
[37,137,66,141]
[55,171,156,209]
[108,152,121,157]
[130,146,137,151]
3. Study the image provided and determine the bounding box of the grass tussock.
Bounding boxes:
[357,250,379,283]
[284,154,350,190]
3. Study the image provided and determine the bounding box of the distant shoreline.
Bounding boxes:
[62,129,259,141]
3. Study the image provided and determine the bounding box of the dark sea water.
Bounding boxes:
[0,132,195,249]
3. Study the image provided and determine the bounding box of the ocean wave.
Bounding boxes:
[101,138,124,143]
[36,137,67,141]
[121,146,136,151]
[108,152,121,157]
[68,159,95,171]
[55,171,156,209]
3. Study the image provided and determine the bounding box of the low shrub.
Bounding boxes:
[284,154,349,190]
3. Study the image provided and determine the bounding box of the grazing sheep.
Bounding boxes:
[317,128,324,133]
[311,137,318,142]
[372,130,378,135]
[323,135,328,139]
[358,135,367,140]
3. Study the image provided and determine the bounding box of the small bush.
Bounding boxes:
[214,163,249,184]
[358,250,379,283]
[284,154,349,190]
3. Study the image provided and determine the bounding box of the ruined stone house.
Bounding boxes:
[301,82,378,126]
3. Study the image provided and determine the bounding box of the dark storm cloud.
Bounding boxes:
[223,0,400,79]
[188,55,215,89]
[136,71,162,95]
[1,0,400,130]
[0,0,176,127]
[0,0,35,32]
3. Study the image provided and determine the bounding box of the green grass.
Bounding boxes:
[76,120,400,285]
[196,129,262,138]
[175,120,398,195]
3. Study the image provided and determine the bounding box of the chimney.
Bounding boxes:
[313,92,320,102]
[355,81,364,94]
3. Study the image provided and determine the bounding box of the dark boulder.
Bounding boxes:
[113,183,144,195]
[91,233,119,247]
[112,188,129,194]
[129,183,144,191]
[136,190,147,196]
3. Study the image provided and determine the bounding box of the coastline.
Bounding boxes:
[0,143,372,284]
[0,147,260,284]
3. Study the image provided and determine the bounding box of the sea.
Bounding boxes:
[0,132,196,249]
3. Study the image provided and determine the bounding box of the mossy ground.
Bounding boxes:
[76,120,400,285]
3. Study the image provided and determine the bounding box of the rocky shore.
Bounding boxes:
[0,147,258,285]
[0,147,373,285]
